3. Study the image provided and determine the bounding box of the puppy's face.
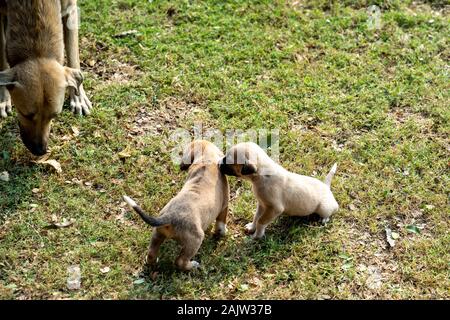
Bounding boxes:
[0,59,82,155]
[180,140,223,171]
[219,144,258,178]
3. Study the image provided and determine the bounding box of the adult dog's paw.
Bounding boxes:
[244,222,256,234]
[69,85,92,116]
[0,87,12,118]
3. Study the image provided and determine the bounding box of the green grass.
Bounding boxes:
[0,0,449,299]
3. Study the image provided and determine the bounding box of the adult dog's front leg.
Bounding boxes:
[0,15,12,118]
[62,1,92,115]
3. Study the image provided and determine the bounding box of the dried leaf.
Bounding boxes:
[71,126,80,137]
[366,266,382,290]
[0,171,9,182]
[67,265,81,290]
[385,228,396,247]
[100,267,110,274]
[114,30,140,38]
[45,218,75,229]
[35,159,62,174]
[406,225,420,234]
[133,278,145,285]
[118,148,132,159]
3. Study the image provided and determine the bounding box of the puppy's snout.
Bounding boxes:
[219,157,236,176]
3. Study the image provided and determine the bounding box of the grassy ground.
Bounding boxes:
[0,0,449,299]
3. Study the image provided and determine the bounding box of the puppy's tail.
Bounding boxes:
[123,195,167,227]
[324,163,337,188]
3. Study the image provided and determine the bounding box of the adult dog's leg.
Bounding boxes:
[62,0,92,115]
[0,14,12,118]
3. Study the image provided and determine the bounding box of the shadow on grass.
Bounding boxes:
[0,119,40,224]
[129,214,329,298]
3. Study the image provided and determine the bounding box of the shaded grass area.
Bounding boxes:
[0,0,449,299]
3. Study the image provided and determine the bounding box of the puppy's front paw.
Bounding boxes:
[0,88,12,118]
[245,223,256,234]
[69,85,92,116]
[214,222,228,237]
[190,261,200,269]
[321,217,330,225]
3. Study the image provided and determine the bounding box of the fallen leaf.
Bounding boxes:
[348,203,357,211]
[45,218,75,229]
[385,228,396,247]
[71,126,80,137]
[100,267,110,274]
[35,159,62,174]
[67,265,81,290]
[32,188,40,194]
[239,284,249,292]
[0,171,9,182]
[406,225,420,234]
[118,148,132,159]
[133,278,145,285]
[366,266,382,290]
[114,30,140,38]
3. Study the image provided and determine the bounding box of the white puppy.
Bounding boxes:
[219,142,338,239]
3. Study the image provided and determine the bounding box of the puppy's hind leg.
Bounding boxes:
[175,231,204,271]
[145,229,166,266]
[214,206,228,237]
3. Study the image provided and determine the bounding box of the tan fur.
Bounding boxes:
[126,140,229,271]
[220,142,338,239]
[0,0,91,155]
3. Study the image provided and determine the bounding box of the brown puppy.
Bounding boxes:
[0,0,91,155]
[124,140,229,271]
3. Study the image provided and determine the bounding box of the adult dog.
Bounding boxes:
[0,0,91,155]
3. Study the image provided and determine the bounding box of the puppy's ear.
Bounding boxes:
[64,67,84,96]
[241,160,257,175]
[0,68,20,90]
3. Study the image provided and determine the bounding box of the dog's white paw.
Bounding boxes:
[245,223,256,234]
[215,222,227,237]
[251,232,264,240]
[191,261,200,269]
[0,88,12,118]
[321,217,330,224]
[69,85,92,116]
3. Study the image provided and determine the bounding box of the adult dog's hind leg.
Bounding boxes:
[0,14,12,118]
